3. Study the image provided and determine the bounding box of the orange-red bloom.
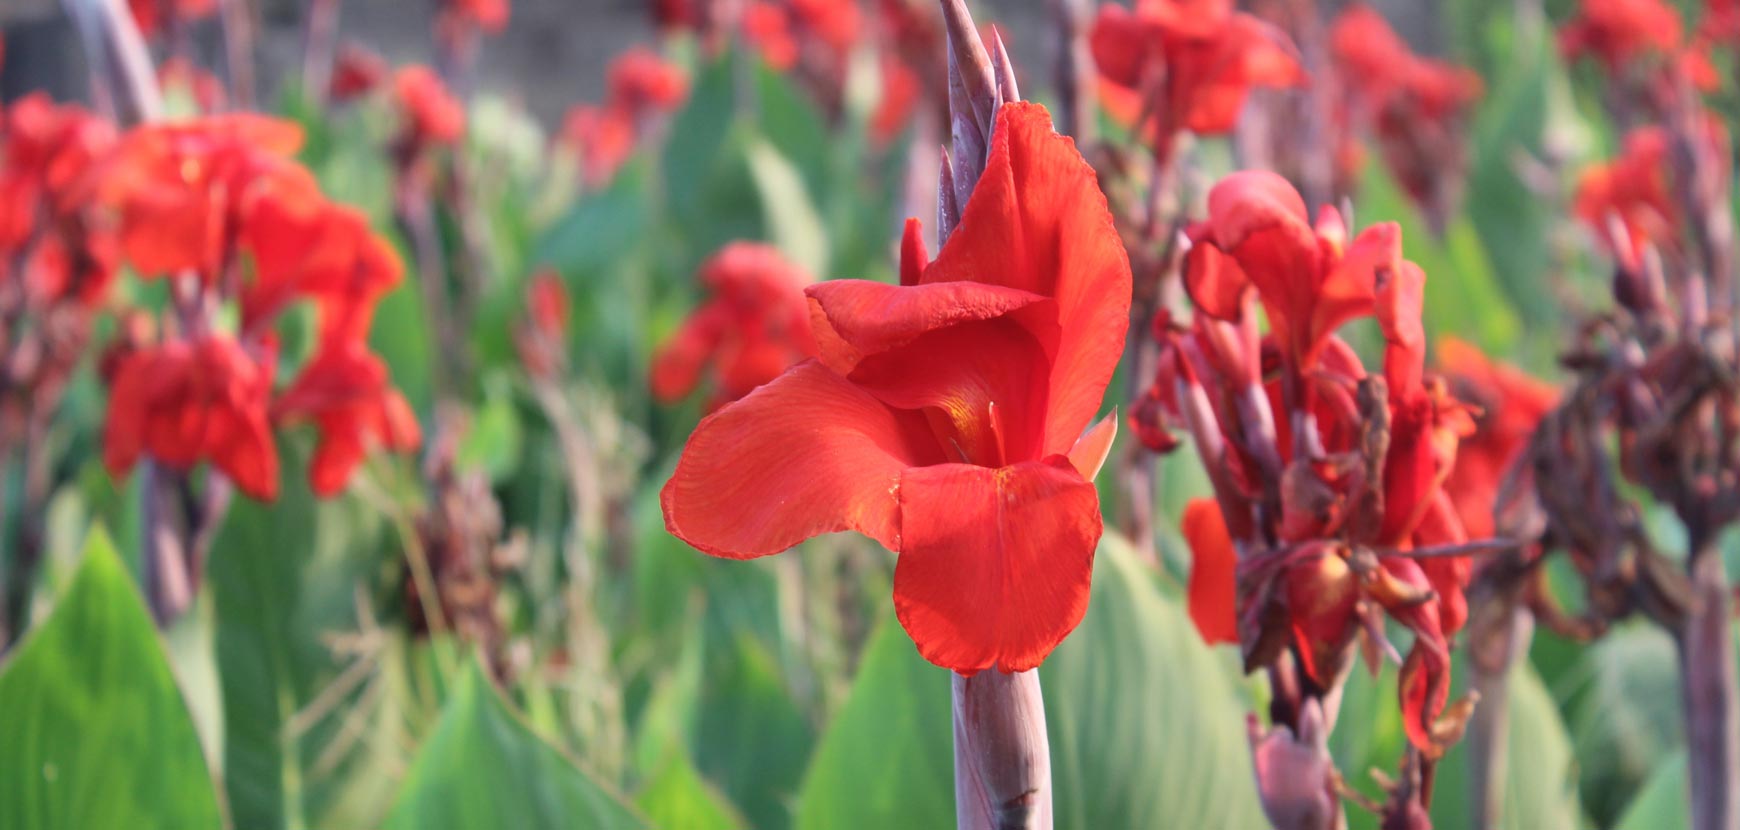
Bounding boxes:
[442,0,510,33]
[1436,338,1558,540]
[1573,127,1678,268]
[103,337,279,501]
[662,103,1131,673]
[649,242,818,409]
[1164,171,1475,754]
[1089,0,1302,152]
[240,199,404,344]
[395,66,466,147]
[608,48,690,114]
[1559,0,1686,73]
[104,114,317,280]
[743,0,863,70]
[560,49,688,186]
[0,94,118,307]
[274,342,421,496]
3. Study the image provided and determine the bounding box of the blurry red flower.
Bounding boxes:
[650,242,817,409]
[561,104,637,186]
[275,342,421,496]
[608,49,690,114]
[1436,338,1558,539]
[1330,5,1482,212]
[395,66,466,147]
[742,0,862,70]
[104,114,318,280]
[103,336,279,501]
[0,95,118,306]
[1089,0,1303,152]
[1574,127,1677,268]
[516,268,570,379]
[329,44,388,102]
[127,0,217,38]
[241,199,404,344]
[1559,0,1685,73]
[443,0,510,33]
[870,53,920,146]
[663,103,1131,673]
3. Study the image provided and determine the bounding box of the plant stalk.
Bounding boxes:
[1677,530,1740,830]
[1467,606,1533,830]
[952,669,1053,830]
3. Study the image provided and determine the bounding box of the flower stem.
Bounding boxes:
[1677,529,1740,830]
[1467,606,1532,830]
[952,669,1053,830]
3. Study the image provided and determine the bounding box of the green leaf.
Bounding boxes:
[0,527,223,830]
[794,616,954,829]
[637,747,749,830]
[385,661,648,830]
[456,375,525,484]
[1615,751,1689,830]
[1043,536,1270,829]
[746,135,831,278]
[1566,622,1683,824]
[691,631,814,830]
[1430,662,1583,830]
[211,439,407,830]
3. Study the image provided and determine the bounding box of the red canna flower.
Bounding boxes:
[1184,170,1402,370]
[394,66,466,147]
[516,267,571,380]
[240,198,404,344]
[662,103,1131,673]
[1436,338,1559,540]
[1330,4,1483,217]
[607,48,690,115]
[1573,126,1678,268]
[1559,0,1686,73]
[104,113,318,280]
[274,342,421,496]
[0,94,118,307]
[649,242,818,409]
[442,0,510,33]
[329,44,388,103]
[1158,170,1477,756]
[1089,0,1303,155]
[870,53,921,146]
[103,336,279,501]
[742,0,863,70]
[560,105,637,186]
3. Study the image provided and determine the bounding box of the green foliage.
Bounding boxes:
[385,661,647,830]
[0,528,223,830]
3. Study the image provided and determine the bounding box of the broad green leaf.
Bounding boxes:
[1615,751,1689,830]
[385,661,647,830]
[0,527,223,830]
[211,440,408,830]
[1566,622,1683,824]
[752,61,831,198]
[1432,662,1583,830]
[1044,535,1271,829]
[691,631,814,830]
[637,746,749,830]
[794,616,954,829]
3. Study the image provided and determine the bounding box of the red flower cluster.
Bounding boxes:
[1089,0,1303,157]
[1140,171,1475,755]
[742,0,863,71]
[1560,0,1688,74]
[441,0,510,34]
[1573,119,1730,270]
[329,44,388,103]
[560,48,689,186]
[394,66,467,148]
[100,115,418,500]
[0,95,118,309]
[649,242,817,410]
[663,104,1130,673]
[1329,4,1483,216]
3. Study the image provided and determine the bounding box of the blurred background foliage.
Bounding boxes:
[2,0,1738,827]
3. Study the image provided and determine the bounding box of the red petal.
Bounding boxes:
[805,278,1051,375]
[1087,5,1153,87]
[1375,258,1426,397]
[1183,242,1252,321]
[899,217,928,287]
[892,457,1101,673]
[661,361,941,558]
[1181,498,1240,645]
[926,102,1132,456]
